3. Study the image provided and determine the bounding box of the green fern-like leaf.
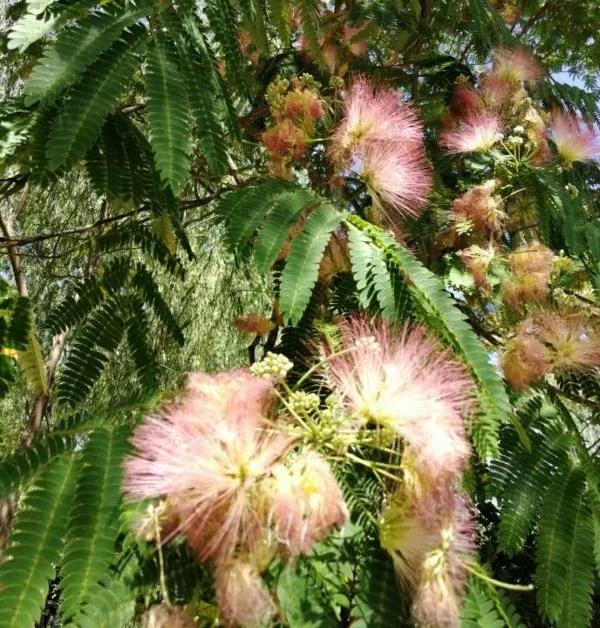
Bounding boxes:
[280,203,342,325]
[351,545,409,627]
[268,0,291,42]
[217,179,295,253]
[24,2,151,105]
[536,465,590,623]
[460,577,526,628]
[348,216,511,458]
[556,489,595,628]
[173,10,230,174]
[45,27,144,170]
[60,426,131,623]
[18,320,47,394]
[253,188,315,273]
[7,0,98,53]
[204,0,249,95]
[0,455,80,628]
[491,410,565,555]
[348,226,402,320]
[131,264,185,345]
[57,298,126,406]
[0,433,76,499]
[126,298,159,391]
[293,0,321,59]
[145,35,192,192]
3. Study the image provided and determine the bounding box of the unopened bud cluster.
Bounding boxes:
[250,351,294,380]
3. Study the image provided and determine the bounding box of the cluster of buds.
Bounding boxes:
[501,241,554,313]
[262,75,325,176]
[250,351,294,380]
[502,310,600,389]
[452,179,505,235]
[123,368,348,627]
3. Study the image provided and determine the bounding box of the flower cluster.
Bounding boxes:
[501,241,554,312]
[123,367,347,627]
[440,46,546,159]
[502,311,600,389]
[262,75,325,177]
[330,78,432,225]
[324,318,476,625]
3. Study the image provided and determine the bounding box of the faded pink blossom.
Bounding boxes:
[325,318,472,479]
[452,179,505,234]
[142,605,196,628]
[268,452,348,555]
[493,47,542,84]
[549,110,600,164]
[530,312,600,372]
[411,496,476,628]
[331,78,424,162]
[356,142,432,220]
[215,560,276,627]
[123,370,293,562]
[480,72,512,109]
[441,112,503,153]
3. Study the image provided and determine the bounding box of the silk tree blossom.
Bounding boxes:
[325,318,473,479]
[123,370,293,562]
[452,179,505,234]
[215,560,277,627]
[355,142,432,220]
[441,112,503,153]
[529,312,600,372]
[268,452,348,555]
[492,47,543,84]
[380,490,476,627]
[549,110,600,164]
[330,77,424,162]
[501,312,600,389]
[411,496,476,628]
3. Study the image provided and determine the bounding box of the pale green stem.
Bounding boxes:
[465,562,534,592]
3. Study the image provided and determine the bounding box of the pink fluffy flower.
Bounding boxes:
[549,110,600,164]
[123,370,293,562]
[492,47,542,84]
[380,490,476,626]
[452,179,505,234]
[325,318,473,480]
[215,560,276,627]
[355,142,432,220]
[330,77,424,162]
[441,112,503,153]
[268,452,348,555]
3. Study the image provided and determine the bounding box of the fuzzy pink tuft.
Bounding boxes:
[452,179,505,234]
[268,452,348,555]
[326,318,473,479]
[549,110,600,164]
[355,142,432,220]
[331,78,424,162]
[441,112,503,153]
[493,47,543,83]
[215,560,276,628]
[411,495,476,628]
[123,370,293,562]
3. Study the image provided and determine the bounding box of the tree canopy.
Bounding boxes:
[0,1,600,627]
